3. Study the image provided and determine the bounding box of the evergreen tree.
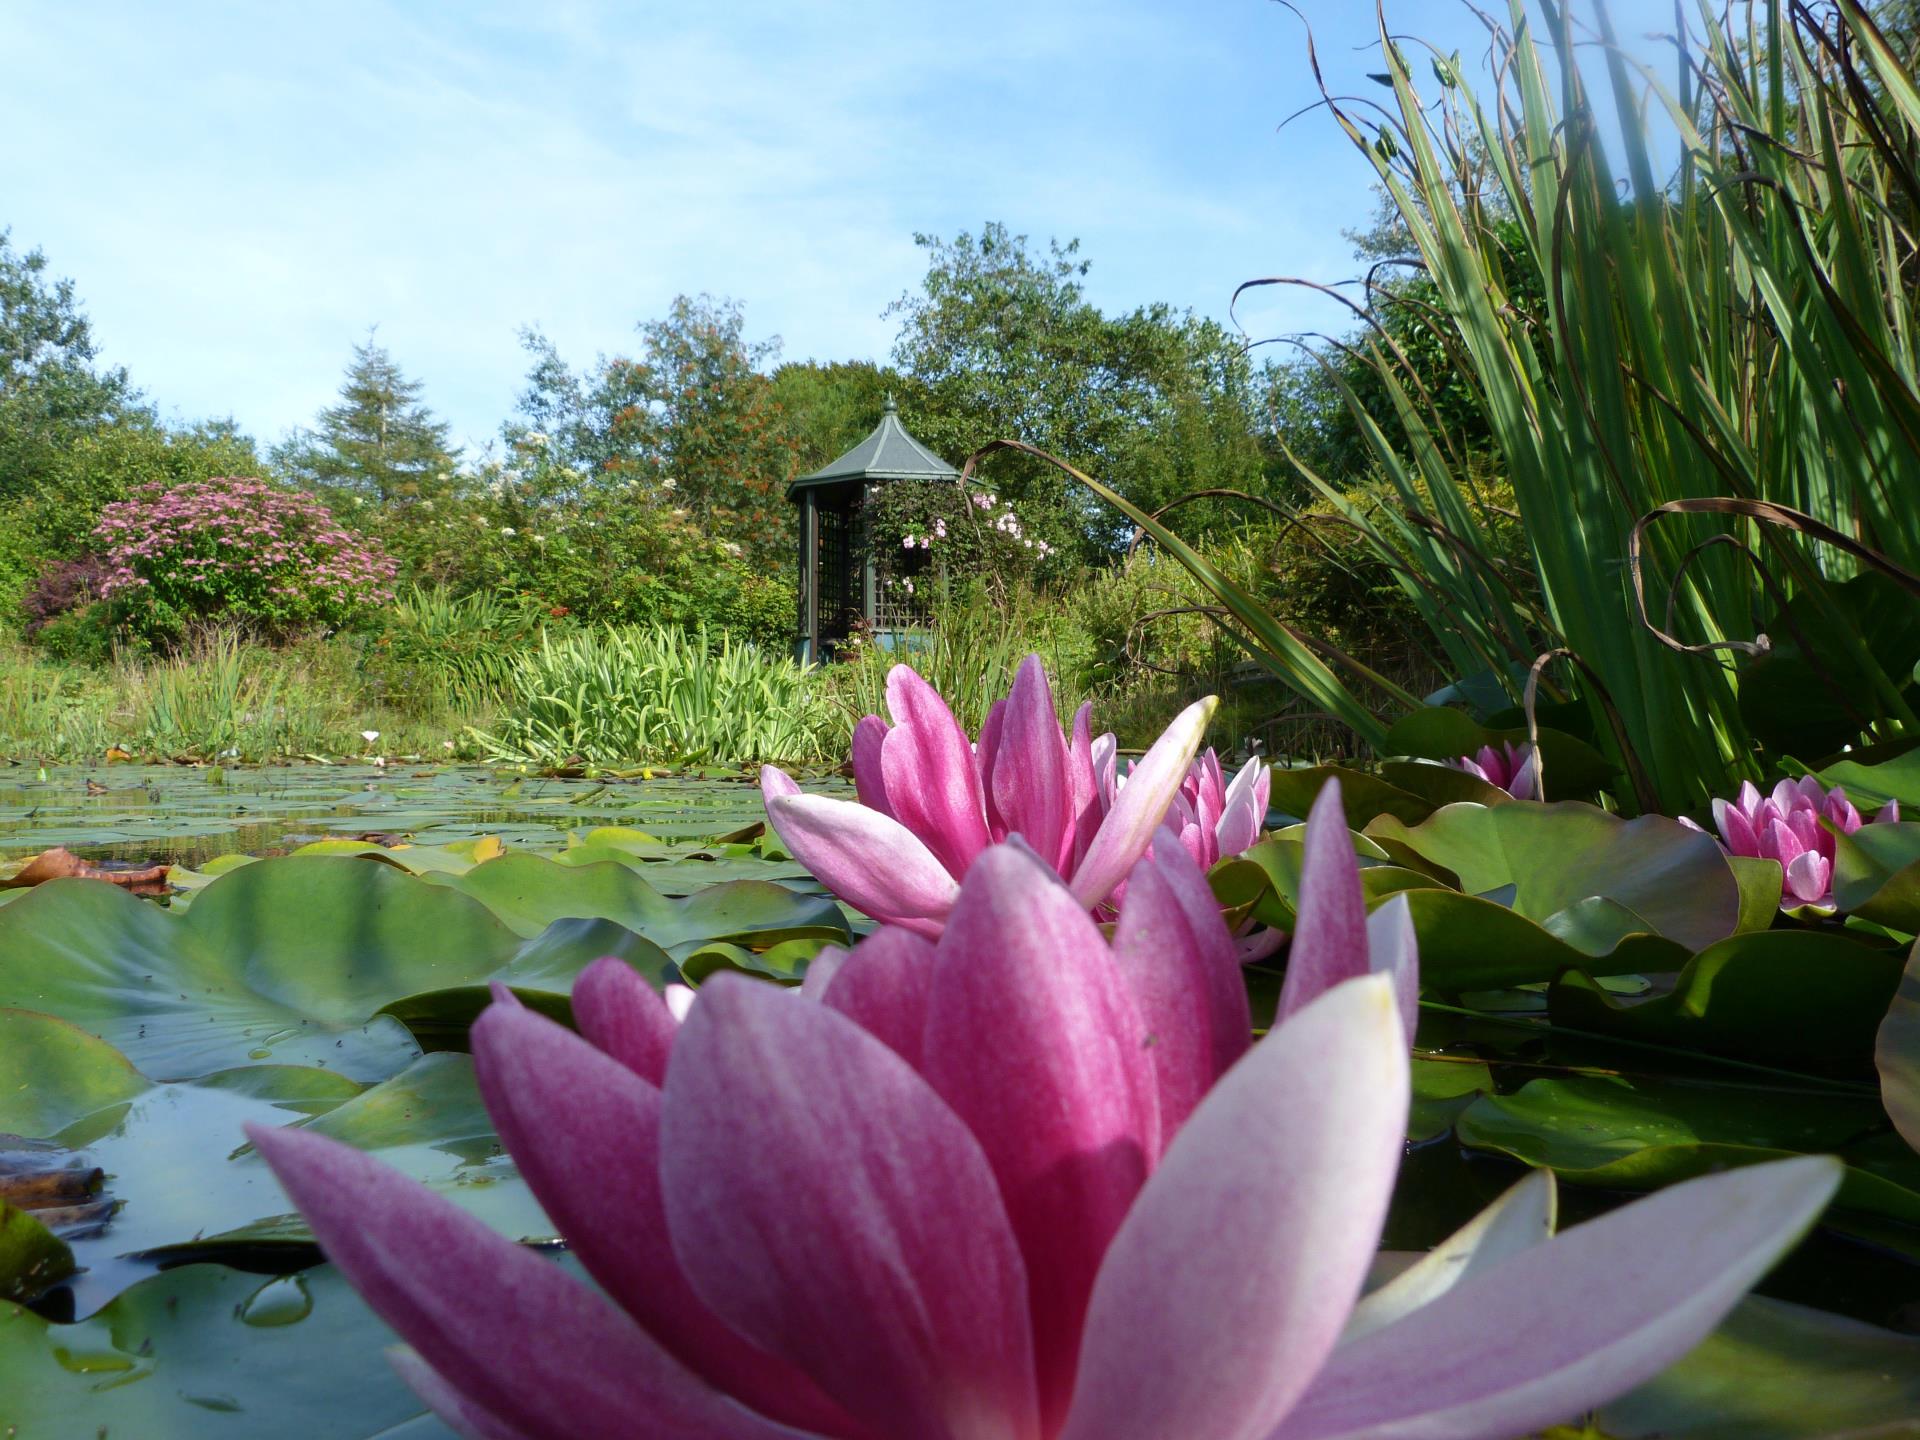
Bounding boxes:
[275,335,458,504]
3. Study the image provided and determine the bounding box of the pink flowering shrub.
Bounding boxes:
[94,476,397,643]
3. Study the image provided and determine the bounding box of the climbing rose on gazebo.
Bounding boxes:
[1683,776,1899,909]
[252,779,1838,1440]
[759,654,1218,934]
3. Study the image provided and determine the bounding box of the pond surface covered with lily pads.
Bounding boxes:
[4,762,1920,1436]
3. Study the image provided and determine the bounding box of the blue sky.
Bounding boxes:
[1,1,1679,452]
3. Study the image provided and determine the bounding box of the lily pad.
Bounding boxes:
[0,1262,451,1438]
[1808,743,1920,811]
[0,1201,74,1302]
[1268,764,1441,826]
[1878,941,1920,1156]
[424,852,849,957]
[1833,822,1920,934]
[1367,801,1740,950]
[1595,1294,1920,1439]
[1549,930,1906,1073]
[1401,888,1688,991]
[1456,1074,1920,1233]
[0,856,702,1080]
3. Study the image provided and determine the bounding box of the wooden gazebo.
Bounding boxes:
[790,398,960,662]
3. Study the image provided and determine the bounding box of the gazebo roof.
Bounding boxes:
[789,397,960,496]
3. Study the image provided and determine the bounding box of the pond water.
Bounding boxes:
[0,763,832,866]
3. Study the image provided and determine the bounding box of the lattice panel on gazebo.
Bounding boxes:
[816,500,860,643]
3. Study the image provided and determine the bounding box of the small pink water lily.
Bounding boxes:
[1097,741,1271,873]
[1683,776,1900,908]
[1451,740,1539,799]
[761,654,1215,935]
[253,780,1839,1440]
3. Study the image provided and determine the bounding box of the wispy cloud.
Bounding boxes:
[0,0,1679,449]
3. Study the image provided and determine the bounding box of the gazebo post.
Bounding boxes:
[797,488,818,664]
[860,482,877,638]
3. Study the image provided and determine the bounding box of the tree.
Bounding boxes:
[887,224,1266,553]
[274,335,458,505]
[0,228,139,503]
[505,296,799,565]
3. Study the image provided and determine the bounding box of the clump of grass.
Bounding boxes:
[471,624,838,768]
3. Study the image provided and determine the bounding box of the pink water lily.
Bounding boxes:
[1096,741,1271,873]
[761,654,1215,935]
[1451,740,1539,799]
[253,780,1839,1440]
[1683,776,1900,908]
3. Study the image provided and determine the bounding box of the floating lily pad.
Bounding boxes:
[1401,888,1688,990]
[0,1201,74,1302]
[1808,743,1920,811]
[1834,822,1920,934]
[1407,1056,1491,1142]
[1878,941,1920,1156]
[1595,1293,1920,1439]
[1456,1074,1920,1234]
[1550,930,1906,1073]
[0,1262,449,1438]
[1367,801,1740,950]
[1208,833,1440,931]
[423,852,849,957]
[0,856,721,1080]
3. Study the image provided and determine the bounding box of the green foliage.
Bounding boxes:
[362,584,550,716]
[1270,0,1920,808]
[271,336,459,506]
[472,624,836,767]
[890,224,1270,551]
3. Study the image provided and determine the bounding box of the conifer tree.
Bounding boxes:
[275,334,457,503]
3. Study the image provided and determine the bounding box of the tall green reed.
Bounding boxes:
[1083,0,1920,811]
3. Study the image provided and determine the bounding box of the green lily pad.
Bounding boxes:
[1808,743,1920,811]
[0,1009,148,1137]
[1367,801,1740,950]
[1456,1074,1920,1232]
[0,1201,74,1302]
[1549,930,1907,1073]
[1878,941,1920,1156]
[0,1262,450,1438]
[1408,1056,1491,1142]
[1401,889,1688,991]
[1729,853,1786,933]
[0,856,713,1081]
[1208,833,1441,931]
[424,852,849,957]
[1833,822,1920,934]
[1595,1294,1920,1439]
[26,1049,545,1315]
[1268,765,1441,826]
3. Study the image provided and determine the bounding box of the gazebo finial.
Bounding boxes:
[883,391,898,415]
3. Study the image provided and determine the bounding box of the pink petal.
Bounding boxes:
[1066,702,1101,873]
[1111,845,1251,1138]
[1364,894,1421,1053]
[572,955,679,1086]
[1766,817,1807,866]
[797,943,848,1000]
[1712,797,1758,856]
[468,1003,860,1436]
[763,793,959,934]
[1276,1157,1840,1440]
[989,655,1074,875]
[248,1126,797,1440]
[921,845,1161,1429]
[1784,849,1830,905]
[1277,780,1370,1023]
[1507,745,1540,801]
[1341,1171,1556,1347]
[977,698,1010,841]
[1070,697,1216,910]
[390,1351,534,1440]
[850,715,894,818]
[816,926,937,1067]
[1734,780,1762,818]
[880,665,991,878]
[660,974,1041,1440]
[759,764,801,803]
[1059,976,1410,1440]
[1879,799,1902,824]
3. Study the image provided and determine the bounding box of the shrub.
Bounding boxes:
[22,554,112,636]
[94,475,397,646]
